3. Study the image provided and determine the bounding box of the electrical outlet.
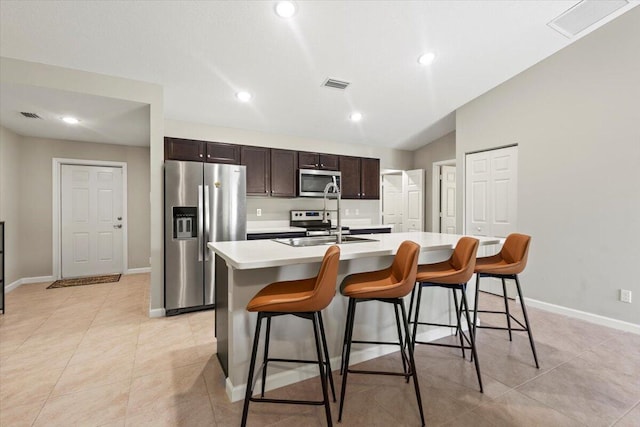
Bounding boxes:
[256,208,262,217]
[345,209,350,215]
[620,289,632,303]
[355,209,359,215]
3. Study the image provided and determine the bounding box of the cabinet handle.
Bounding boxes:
[315,163,319,167]
[320,163,324,168]
[207,154,211,158]
[362,193,365,197]
[199,154,203,158]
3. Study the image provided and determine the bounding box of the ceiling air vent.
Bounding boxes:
[20,112,42,119]
[548,0,628,38]
[323,78,350,90]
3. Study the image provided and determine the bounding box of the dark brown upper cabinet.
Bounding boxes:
[360,157,380,199]
[270,149,298,197]
[339,156,362,199]
[298,152,339,171]
[339,156,380,200]
[205,142,240,164]
[164,137,204,162]
[241,146,270,196]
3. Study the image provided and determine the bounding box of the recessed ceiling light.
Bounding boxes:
[275,1,296,18]
[236,91,252,102]
[349,112,362,122]
[418,52,436,65]
[62,116,79,124]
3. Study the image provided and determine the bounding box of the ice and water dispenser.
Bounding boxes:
[172,207,197,239]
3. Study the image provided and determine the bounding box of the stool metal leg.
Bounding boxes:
[501,278,513,341]
[312,312,333,427]
[241,312,263,427]
[473,273,481,341]
[461,290,483,393]
[338,299,357,422]
[340,298,355,375]
[394,303,409,378]
[318,312,337,401]
[260,316,272,397]
[411,283,424,350]
[407,282,417,327]
[452,289,466,359]
[515,275,540,368]
[400,300,426,427]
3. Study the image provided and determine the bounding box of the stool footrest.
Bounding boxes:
[415,340,473,351]
[266,357,324,365]
[249,396,325,406]
[411,321,460,329]
[477,325,527,332]
[476,311,527,330]
[351,340,402,347]
[347,368,411,378]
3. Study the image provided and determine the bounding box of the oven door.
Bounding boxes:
[298,169,341,197]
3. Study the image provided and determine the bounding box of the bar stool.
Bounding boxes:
[409,237,483,392]
[473,233,539,368]
[241,245,341,427]
[338,241,425,426]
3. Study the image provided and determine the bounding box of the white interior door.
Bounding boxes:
[465,146,518,295]
[440,165,457,233]
[382,174,403,232]
[465,146,518,238]
[61,164,123,278]
[404,169,424,232]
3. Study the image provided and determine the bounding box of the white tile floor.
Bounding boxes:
[0,273,638,426]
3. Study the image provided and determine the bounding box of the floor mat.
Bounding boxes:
[47,274,121,289]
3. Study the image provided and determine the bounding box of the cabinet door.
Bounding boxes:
[241,146,270,196]
[298,152,319,169]
[270,149,298,197]
[319,154,339,171]
[206,142,240,164]
[361,158,380,199]
[339,156,361,199]
[164,137,204,162]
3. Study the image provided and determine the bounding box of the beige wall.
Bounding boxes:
[412,131,456,231]
[1,131,151,280]
[0,126,21,284]
[456,9,640,324]
[0,57,164,313]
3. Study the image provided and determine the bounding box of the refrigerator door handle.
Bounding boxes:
[198,184,204,262]
[204,185,210,261]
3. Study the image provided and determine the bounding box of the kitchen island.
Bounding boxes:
[209,232,500,402]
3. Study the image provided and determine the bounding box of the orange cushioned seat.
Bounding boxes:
[409,237,483,392]
[241,245,340,427]
[473,233,539,368]
[338,241,425,427]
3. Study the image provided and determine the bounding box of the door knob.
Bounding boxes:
[117,216,122,220]
[114,224,122,229]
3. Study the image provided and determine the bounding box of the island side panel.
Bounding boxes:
[225,249,457,402]
[215,254,229,376]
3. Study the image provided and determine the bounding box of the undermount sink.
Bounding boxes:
[273,235,378,247]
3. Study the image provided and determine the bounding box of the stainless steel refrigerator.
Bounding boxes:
[164,160,246,315]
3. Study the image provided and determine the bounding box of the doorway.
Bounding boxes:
[431,159,457,233]
[381,169,424,232]
[53,158,128,279]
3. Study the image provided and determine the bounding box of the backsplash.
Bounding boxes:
[246,197,381,225]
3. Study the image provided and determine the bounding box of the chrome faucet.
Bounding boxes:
[322,177,342,244]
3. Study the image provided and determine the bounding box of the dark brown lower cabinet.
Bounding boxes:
[270,149,298,197]
[241,146,270,196]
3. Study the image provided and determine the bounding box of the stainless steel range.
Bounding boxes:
[290,210,349,237]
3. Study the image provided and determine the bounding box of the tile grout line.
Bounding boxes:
[608,399,640,426]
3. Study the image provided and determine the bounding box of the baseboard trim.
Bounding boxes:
[148,308,165,318]
[225,328,451,402]
[125,267,151,275]
[6,276,55,293]
[524,297,640,335]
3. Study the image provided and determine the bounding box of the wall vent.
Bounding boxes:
[548,0,628,38]
[323,78,350,90]
[20,112,42,119]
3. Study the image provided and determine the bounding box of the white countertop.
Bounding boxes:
[246,226,307,234]
[209,232,500,270]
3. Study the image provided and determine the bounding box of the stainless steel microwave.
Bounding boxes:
[298,169,341,197]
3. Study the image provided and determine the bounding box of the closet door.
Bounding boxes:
[465,146,518,238]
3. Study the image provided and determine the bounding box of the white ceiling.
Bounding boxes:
[0,1,637,150]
